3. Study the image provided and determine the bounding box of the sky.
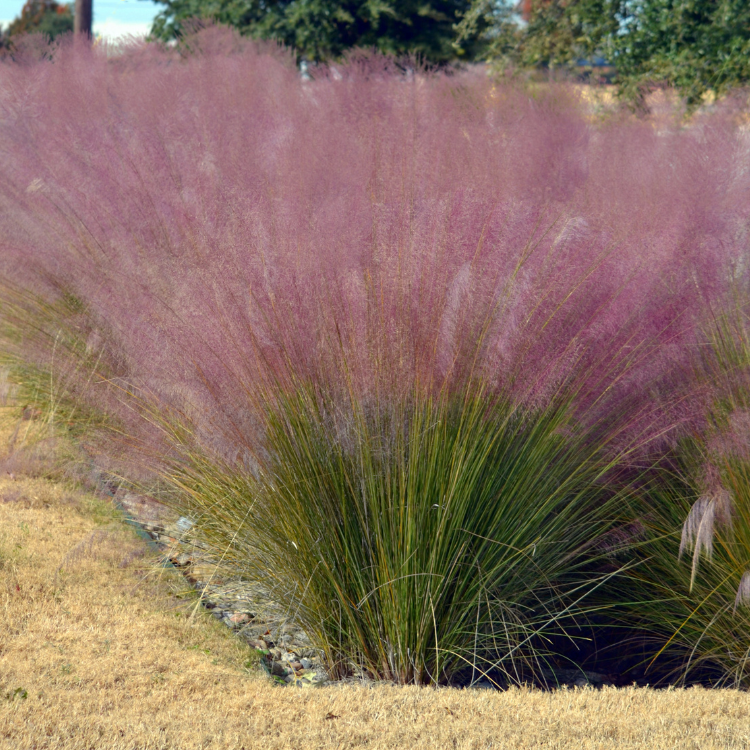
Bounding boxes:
[0,0,161,42]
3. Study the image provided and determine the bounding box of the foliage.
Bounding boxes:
[458,0,750,109]
[619,467,750,687]
[3,0,73,46]
[616,308,750,687]
[612,0,750,108]
[1,31,750,683]
[168,389,632,685]
[0,284,115,436]
[149,0,484,63]
[456,0,616,74]
[0,279,130,488]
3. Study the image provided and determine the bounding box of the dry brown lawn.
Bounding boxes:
[1,408,750,749]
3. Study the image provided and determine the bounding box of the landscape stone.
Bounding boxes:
[227,612,250,627]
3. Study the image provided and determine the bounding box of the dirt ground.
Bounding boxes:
[1,407,750,749]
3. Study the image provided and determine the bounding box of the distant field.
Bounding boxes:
[1,408,749,750]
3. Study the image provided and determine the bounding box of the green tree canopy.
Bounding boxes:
[149,0,486,63]
[5,0,74,40]
[458,0,750,109]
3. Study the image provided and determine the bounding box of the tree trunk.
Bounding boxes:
[74,0,93,37]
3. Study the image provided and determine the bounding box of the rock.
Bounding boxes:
[582,671,613,686]
[300,658,313,670]
[164,521,193,541]
[290,661,303,671]
[227,612,250,627]
[286,670,327,687]
[469,680,495,690]
[171,552,193,568]
[270,660,288,678]
[175,516,194,534]
[117,492,171,531]
[302,669,329,686]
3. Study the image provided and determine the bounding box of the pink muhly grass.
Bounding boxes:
[1,28,746,464]
[1,27,750,682]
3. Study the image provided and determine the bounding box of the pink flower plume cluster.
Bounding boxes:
[1,27,749,466]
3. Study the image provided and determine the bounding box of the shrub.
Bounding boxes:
[619,308,750,687]
[164,375,647,684]
[0,29,749,683]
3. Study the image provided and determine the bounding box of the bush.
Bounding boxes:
[617,309,750,687]
[164,374,646,684]
[1,29,750,684]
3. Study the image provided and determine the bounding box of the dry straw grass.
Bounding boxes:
[1,407,750,749]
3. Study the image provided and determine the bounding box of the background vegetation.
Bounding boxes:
[457,0,750,109]
[0,0,72,54]
[149,0,485,62]
[1,0,748,110]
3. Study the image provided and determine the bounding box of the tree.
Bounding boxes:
[4,0,74,41]
[74,0,92,37]
[611,0,750,107]
[0,0,73,56]
[457,0,750,109]
[149,0,487,63]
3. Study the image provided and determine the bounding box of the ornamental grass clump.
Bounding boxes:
[1,28,749,684]
[168,384,632,685]
[620,307,750,687]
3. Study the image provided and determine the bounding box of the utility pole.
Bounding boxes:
[74,0,92,37]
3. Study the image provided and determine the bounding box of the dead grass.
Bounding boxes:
[1,408,750,749]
